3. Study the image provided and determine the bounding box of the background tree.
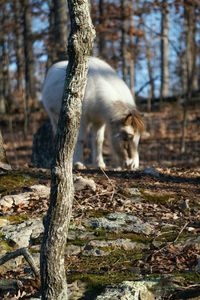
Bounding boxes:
[13,0,24,99]
[0,129,11,170]
[0,2,11,114]
[160,0,169,102]
[0,0,199,114]
[23,0,36,134]
[40,0,95,299]
[48,0,68,64]
[181,0,198,153]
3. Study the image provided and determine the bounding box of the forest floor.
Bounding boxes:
[0,102,200,299]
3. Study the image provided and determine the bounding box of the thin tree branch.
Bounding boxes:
[0,247,40,278]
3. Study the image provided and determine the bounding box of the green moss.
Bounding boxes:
[9,215,29,224]
[155,229,194,243]
[66,248,146,288]
[93,229,151,243]
[85,210,110,219]
[69,239,86,247]
[68,271,139,285]
[0,240,13,252]
[172,271,200,283]
[0,172,38,196]
[0,231,6,239]
[140,190,176,205]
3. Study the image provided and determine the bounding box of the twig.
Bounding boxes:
[173,221,189,243]
[0,247,40,278]
[83,190,114,202]
[151,221,189,259]
[100,168,116,201]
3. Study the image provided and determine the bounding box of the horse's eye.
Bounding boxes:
[126,133,134,140]
[121,132,133,141]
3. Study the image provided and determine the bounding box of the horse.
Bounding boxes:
[42,57,144,170]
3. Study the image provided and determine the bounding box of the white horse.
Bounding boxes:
[42,57,144,170]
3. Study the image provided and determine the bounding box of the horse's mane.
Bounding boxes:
[110,101,145,133]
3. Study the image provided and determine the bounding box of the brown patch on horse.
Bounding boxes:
[124,110,145,133]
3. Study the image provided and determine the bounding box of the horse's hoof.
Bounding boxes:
[74,162,86,170]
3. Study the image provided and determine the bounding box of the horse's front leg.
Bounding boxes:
[92,124,106,169]
[73,121,86,169]
[129,134,140,170]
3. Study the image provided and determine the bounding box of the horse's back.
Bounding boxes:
[42,57,135,125]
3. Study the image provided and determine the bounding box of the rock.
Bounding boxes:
[82,244,109,256]
[1,218,43,248]
[119,187,142,198]
[0,195,15,208]
[95,280,160,300]
[85,217,123,232]
[74,176,96,192]
[0,218,10,227]
[88,239,149,251]
[30,184,50,198]
[65,245,82,257]
[0,162,12,171]
[68,280,87,300]
[0,184,50,210]
[0,193,31,208]
[85,212,154,235]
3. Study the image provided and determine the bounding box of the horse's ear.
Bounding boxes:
[124,114,133,126]
[132,110,145,133]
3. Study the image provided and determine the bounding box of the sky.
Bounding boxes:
[9,1,187,99]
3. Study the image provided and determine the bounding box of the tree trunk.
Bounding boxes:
[23,0,35,134]
[51,0,68,62]
[120,0,127,82]
[0,129,11,170]
[181,1,197,153]
[0,33,6,114]
[47,0,55,68]
[129,0,135,98]
[13,0,24,93]
[160,0,169,102]
[0,4,11,114]
[99,0,106,58]
[145,35,155,110]
[40,1,95,299]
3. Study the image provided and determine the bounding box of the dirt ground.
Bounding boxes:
[0,102,200,299]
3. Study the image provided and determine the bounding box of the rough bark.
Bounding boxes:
[40,1,95,299]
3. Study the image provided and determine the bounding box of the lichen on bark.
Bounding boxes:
[40,1,95,299]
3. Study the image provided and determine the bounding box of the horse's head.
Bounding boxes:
[110,107,144,170]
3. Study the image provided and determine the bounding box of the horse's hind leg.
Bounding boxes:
[91,124,106,169]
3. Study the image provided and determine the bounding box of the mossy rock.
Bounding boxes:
[141,190,177,205]
[0,172,38,196]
